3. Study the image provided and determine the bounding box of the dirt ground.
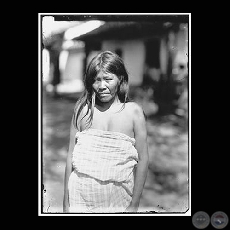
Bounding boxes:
[41,93,189,214]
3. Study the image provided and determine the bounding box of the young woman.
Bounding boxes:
[63,51,149,213]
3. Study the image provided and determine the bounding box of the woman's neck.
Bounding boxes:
[95,96,121,112]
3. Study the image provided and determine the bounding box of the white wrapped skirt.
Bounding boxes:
[68,128,138,213]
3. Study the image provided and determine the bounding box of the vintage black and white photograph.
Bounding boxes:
[39,13,190,216]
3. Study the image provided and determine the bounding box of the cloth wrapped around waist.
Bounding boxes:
[72,128,138,183]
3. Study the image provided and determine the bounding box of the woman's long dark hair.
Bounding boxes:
[73,50,130,130]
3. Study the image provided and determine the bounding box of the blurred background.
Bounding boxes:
[41,14,189,213]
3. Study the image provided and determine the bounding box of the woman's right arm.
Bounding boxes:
[63,115,78,213]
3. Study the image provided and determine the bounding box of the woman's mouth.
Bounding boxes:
[98,93,109,97]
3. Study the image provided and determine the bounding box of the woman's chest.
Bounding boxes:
[91,109,133,135]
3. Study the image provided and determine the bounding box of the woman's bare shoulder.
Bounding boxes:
[73,100,90,131]
[125,102,146,126]
[125,102,144,114]
[125,102,147,140]
[75,101,88,118]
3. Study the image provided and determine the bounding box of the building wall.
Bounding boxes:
[62,48,85,81]
[102,40,145,86]
[57,48,85,93]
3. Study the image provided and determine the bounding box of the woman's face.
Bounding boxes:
[92,72,120,103]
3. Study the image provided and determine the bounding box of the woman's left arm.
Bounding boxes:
[126,104,149,212]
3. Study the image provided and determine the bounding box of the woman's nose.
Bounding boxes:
[98,80,106,90]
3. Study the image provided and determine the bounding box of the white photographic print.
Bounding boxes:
[39,13,190,216]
